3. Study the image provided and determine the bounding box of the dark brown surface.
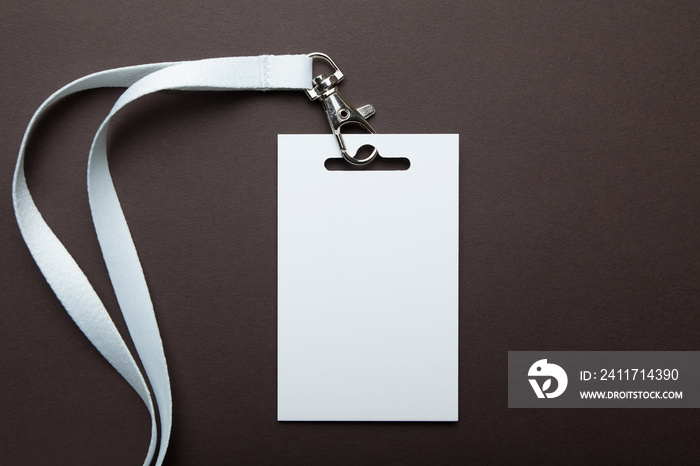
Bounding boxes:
[2,1,699,464]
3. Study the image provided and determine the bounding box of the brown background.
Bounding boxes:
[2,1,699,464]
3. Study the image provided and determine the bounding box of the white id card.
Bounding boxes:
[278,134,459,421]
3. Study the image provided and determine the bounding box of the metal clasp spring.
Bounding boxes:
[306,53,378,166]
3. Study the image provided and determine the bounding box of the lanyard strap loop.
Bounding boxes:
[13,55,312,465]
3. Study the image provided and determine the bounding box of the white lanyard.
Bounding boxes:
[12,55,315,466]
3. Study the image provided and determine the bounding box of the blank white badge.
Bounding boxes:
[278,134,459,421]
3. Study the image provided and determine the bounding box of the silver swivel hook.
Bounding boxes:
[306,53,378,166]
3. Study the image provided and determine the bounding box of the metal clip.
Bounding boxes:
[306,53,378,166]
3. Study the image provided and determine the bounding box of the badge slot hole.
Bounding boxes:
[325,145,410,171]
